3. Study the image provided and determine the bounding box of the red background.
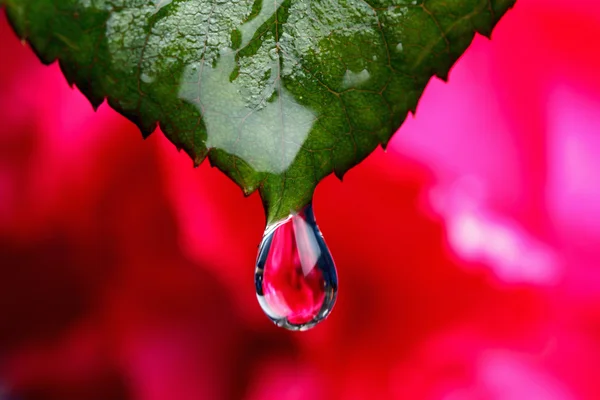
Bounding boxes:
[2,1,600,399]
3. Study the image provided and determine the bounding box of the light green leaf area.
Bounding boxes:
[2,0,515,222]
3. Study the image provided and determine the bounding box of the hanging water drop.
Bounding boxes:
[255,204,338,331]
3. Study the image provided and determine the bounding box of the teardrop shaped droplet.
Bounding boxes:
[255,204,338,331]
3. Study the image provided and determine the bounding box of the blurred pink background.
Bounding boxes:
[2,0,600,399]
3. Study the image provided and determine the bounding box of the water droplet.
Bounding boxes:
[255,204,338,331]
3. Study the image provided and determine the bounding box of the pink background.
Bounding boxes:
[2,0,600,399]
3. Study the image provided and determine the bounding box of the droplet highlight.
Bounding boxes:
[255,204,338,331]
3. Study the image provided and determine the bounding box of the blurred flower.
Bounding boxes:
[2,0,600,399]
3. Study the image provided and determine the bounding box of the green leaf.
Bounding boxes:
[2,0,515,223]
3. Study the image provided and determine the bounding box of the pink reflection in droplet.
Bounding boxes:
[261,212,327,325]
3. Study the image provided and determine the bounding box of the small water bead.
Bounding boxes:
[255,204,338,331]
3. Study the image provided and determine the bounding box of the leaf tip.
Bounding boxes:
[137,119,157,139]
[242,186,255,197]
[436,72,449,83]
[478,30,493,40]
[141,129,154,140]
[89,97,104,112]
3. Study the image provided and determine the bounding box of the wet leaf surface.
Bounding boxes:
[2,0,515,221]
